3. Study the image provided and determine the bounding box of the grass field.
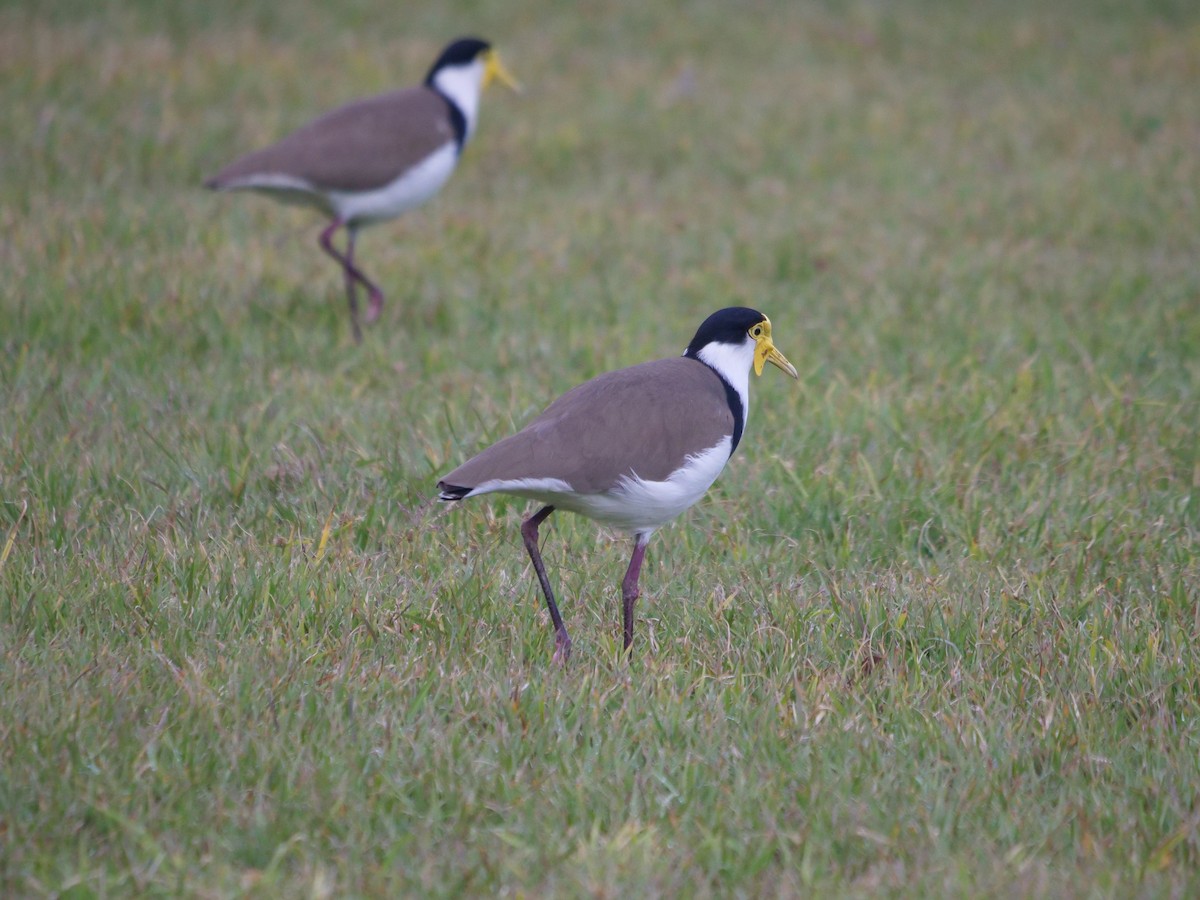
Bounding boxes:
[3,0,1200,895]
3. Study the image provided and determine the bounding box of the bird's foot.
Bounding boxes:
[552,631,572,665]
[364,288,384,324]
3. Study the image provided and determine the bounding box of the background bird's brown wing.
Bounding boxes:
[207,87,456,193]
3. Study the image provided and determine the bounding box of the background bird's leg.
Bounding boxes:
[319,219,362,342]
[344,225,385,324]
[520,506,571,662]
[621,534,650,655]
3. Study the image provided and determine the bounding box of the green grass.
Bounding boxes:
[3,0,1200,895]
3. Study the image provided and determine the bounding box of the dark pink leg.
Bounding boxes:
[520,505,571,663]
[621,535,649,655]
[348,227,385,324]
[318,220,384,341]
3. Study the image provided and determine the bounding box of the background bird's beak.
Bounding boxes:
[484,51,522,93]
[754,337,799,378]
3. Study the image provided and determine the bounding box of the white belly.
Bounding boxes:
[328,142,459,224]
[230,142,460,225]
[469,438,733,535]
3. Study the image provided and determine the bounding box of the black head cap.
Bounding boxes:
[683,307,767,359]
[425,37,492,84]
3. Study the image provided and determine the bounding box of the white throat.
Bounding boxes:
[696,337,755,422]
[431,59,487,143]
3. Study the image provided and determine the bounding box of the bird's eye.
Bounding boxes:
[750,324,763,338]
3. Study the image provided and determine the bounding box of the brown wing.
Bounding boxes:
[206,87,456,192]
[440,358,735,495]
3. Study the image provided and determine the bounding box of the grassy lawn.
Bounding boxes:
[3,0,1199,895]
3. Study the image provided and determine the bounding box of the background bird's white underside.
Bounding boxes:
[462,438,733,534]
[215,142,460,224]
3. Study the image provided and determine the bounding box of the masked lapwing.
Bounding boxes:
[205,37,519,342]
[438,307,798,661]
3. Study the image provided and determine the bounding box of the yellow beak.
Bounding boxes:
[484,50,522,93]
[753,322,799,378]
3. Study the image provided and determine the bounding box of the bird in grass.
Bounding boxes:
[205,37,519,342]
[438,307,798,661]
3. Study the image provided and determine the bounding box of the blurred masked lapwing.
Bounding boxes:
[205,37,519,342]
[438,307,798,661]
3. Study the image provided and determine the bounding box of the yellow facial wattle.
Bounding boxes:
[750,317,798,378]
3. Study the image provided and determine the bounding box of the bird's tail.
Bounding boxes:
[437,482,472,502]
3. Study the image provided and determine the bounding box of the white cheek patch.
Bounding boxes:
[431,58,486,142]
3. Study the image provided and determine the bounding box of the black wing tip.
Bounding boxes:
[437,482,472,502]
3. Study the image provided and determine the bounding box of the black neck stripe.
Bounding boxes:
[438,93,468,152]
[719,373,745,455]
[684,350,745,455]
